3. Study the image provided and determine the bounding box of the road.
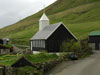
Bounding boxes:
[47,51,100,75]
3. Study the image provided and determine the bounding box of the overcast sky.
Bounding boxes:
[0,0,56,28]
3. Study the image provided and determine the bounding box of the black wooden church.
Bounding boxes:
[30,13,78,52]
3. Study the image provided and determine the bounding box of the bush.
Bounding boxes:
[79,38,93,57]
[60,40,81,53]
[60,39,93,58]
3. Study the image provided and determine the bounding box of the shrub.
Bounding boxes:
[60,39,93,58]
[71,42,81,53]
[80,38,93,56]
[60,40,81,53]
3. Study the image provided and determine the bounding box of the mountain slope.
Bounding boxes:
[0,0,100,45]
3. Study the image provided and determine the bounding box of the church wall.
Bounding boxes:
[46,24,75,52]
[31,40,46,51]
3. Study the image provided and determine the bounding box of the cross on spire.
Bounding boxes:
[43,5,46,13]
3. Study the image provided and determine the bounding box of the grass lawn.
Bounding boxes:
[18,66,42,75]
[0,53,59,66]
[0,54,22,66]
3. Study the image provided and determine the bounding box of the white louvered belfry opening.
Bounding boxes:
[32,40,45,48]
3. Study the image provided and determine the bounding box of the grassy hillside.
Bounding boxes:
[0,0,100,45]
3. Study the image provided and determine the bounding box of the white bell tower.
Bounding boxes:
[39,13,49,31]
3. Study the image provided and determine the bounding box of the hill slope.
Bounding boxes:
[0,0,100,45]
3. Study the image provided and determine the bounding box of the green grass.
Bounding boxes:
[25,53,58,63]
[67,21,100,39]
[0,53,58,75]
[0,54,22,66]
[0,53,58,66]
[18,66,42,75]
[0,0,100,45]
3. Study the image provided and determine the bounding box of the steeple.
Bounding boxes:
[39,13,49,31]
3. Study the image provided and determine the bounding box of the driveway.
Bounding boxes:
[46,51,100,75]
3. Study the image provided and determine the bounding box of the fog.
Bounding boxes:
[0,0,56,28]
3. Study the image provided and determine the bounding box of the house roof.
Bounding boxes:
[89,31,100,36]
[3,38,9,41]
[11,56,34,67]
[11,54,59,67]
[31,22,78,40]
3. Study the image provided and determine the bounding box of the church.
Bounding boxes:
[30,13,78,52]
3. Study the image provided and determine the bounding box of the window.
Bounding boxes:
[32,40,45,48]
[32,41,35,47]
[41,40,45,48]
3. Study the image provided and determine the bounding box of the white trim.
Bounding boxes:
[45,22,78,40]
[45,22,62,39]
[31,41,32,51]
[62,23,78,40]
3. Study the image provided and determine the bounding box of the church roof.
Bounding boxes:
[31,22,78,40]
[40,13,49,21]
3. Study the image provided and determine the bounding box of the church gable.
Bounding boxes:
[46,24,77,52]
[47,23,77,41]
[31,22,77,40]
[47,24,70,40]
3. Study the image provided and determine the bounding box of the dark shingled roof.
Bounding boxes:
[31,22,77,40]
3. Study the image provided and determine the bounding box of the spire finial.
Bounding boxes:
[39,5,49,31]
[43,5,45,13]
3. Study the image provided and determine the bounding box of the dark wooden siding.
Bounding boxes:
[89,36,100,43]
[11,57,33,68]
[0,39,3,44]
[89,36,100,50]
[46,24,76,52]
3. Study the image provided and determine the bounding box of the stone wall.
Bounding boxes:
[89,43,95,50]
[0,54,68,75]
[0,66,5,75]
[0,49,10,55]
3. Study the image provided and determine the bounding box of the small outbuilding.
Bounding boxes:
[0,38,13,55]
[0,39,3,44]
[88,31,100,50]
[0,38,9,45]
[0,49,10,55]
[30,13,78,52]
[11,57,33,68]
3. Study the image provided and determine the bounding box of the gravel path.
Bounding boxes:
[46,51,100,75]
[13,45,23,53]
